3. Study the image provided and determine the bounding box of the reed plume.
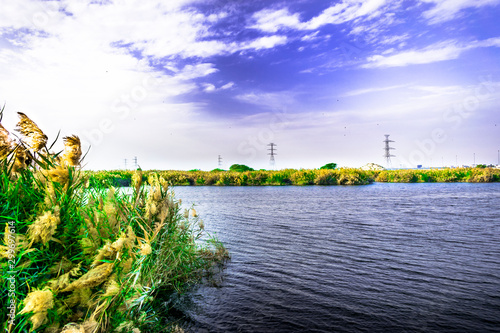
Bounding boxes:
[91,242,115,267]
[15,112,48,152]
[27,209,61,246]
[132,169,143,194]
[139,242,152,256]
[13,145,31,172]
[61,262,114,292]
[46,272,72,292]
[102,274,120,297]
[44,164,70,186]
[66,288,92,308]
[0,123,12,158]
[60,323,85,333]
[61,135,82,167]
[19,289,54,331]
[81,318,98,333]
[0,225,29,259]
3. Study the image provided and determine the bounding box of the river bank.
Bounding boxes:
[87,167,500,187]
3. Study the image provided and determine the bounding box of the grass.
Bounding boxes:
[0,110,228,333]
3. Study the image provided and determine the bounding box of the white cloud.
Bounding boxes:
[301,31,320,41]
[240,35,288,50]
[250,8,302,32]
[379,34,410,45]
[302,3,350,29]
[476,37,500,48]
[177,63,218,80]
[220,82,235,90]
[365,41,462,67]
[363,38,500,68]
[421,0,500,24]
[343,84,409,97]
[0,0,64,29]
[201,81,235,93]
[308,0,387,28]
[250,0,388,32]
[202,83,216,92]
[235,91,296,109]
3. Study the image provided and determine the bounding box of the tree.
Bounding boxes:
[320,163,337,170]
[229,164,254,172]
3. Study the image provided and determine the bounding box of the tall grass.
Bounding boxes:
[1,111,228,333]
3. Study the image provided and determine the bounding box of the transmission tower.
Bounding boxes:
[124,158,128,170]
[133,156,138,169]
[268,143,277,168]
[383,134,395,168]
[218,155,222,168]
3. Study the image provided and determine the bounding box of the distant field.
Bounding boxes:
[86,167,500,187]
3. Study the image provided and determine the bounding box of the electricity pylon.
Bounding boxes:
[268,143,277,168]
[383,135,395,168]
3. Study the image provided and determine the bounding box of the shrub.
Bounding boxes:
[314,169,337,185]
[290,169,316,185]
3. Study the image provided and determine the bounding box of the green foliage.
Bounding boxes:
[229,164,254,172]
[373,167,500,183]
[319,163,337,170]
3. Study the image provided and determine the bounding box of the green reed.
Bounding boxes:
[0,111,228,333]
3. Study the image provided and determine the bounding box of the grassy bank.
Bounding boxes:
[372,167,500,183]
[86,167,500,187]
[1,111,228,333]
[87,168,373,187]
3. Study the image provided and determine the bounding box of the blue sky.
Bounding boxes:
[0,0,499,170]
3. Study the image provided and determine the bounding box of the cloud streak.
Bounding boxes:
[250,0,388,32]
[421,0,500,24]
[363,38,500,68]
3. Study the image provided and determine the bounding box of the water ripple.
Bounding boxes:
[170,183,500,333]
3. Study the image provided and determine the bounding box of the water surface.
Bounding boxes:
[168,183,500,332]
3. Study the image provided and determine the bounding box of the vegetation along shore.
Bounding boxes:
[1,110,228,333]
[87,166,500,188]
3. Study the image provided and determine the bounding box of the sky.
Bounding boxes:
[0,0,499,170]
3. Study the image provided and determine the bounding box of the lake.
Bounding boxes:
[165,183,500,332]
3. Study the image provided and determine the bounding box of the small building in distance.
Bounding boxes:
[361,163,385,171]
